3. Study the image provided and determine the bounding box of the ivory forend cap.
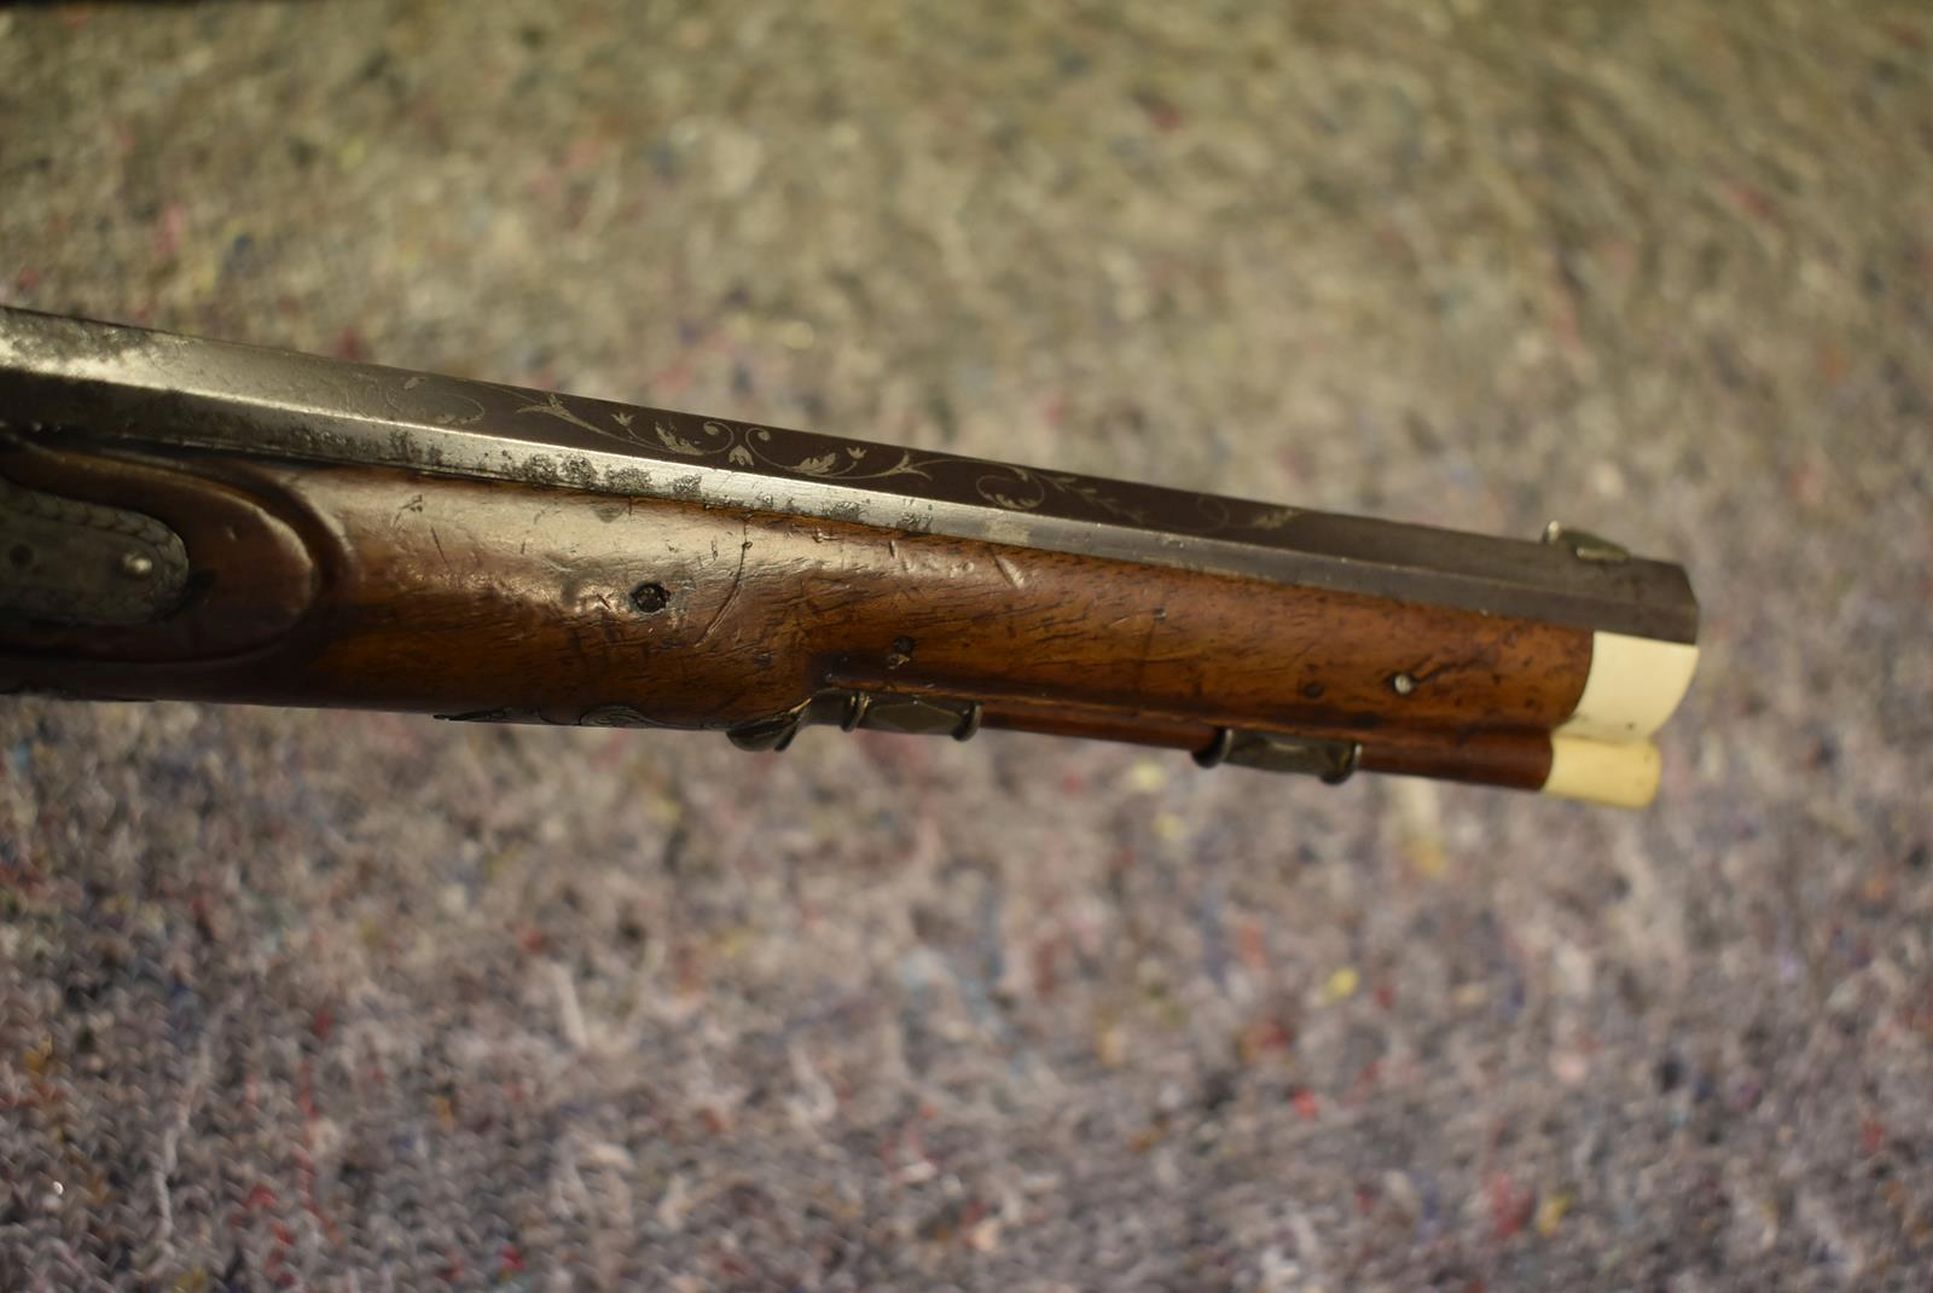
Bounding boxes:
[1544,736,1663,808]
[1541,631,1699,807]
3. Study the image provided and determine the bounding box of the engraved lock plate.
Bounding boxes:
[0,476,189,626]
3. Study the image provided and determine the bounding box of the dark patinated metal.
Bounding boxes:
[726,690,984,752]
[1541,522,1630,564]
[0,308,1698,643]
[0,475,189,626]
[1193,727,1362,783]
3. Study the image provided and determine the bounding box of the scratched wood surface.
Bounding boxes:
[0,449,1589,789]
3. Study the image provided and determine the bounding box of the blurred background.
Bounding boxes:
[2,2,1929,1288]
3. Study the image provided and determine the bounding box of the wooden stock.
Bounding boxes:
[0,441,1586,791]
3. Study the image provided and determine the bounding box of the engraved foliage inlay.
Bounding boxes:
[397,373,1314,539]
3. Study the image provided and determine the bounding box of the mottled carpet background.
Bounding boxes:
[2,3,1930,1289]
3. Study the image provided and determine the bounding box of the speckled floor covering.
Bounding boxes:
[2,2,1930,1289]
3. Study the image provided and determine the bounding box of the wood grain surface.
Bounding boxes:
[0,446,1591,790]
